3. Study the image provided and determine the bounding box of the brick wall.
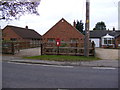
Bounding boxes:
[43,18,84,47]
[2,27,23,41]
[116,36,120,47]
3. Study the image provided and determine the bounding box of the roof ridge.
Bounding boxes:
[6,25,35,31]
[4,25,41,39]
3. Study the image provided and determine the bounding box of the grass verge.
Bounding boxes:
[23,55,100,62]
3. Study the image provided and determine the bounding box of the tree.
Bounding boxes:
[93,21,106,30]
[0,0,41,20]
[76,20,84,33]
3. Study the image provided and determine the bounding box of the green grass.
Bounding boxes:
[23,55,100,62]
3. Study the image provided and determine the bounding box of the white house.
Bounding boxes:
[101,34,114,48]
[90,30,120,48]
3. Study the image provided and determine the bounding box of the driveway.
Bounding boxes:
[95,48,119,60]
[15,47,41,57]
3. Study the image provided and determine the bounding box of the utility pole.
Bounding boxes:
[84,0,90,57]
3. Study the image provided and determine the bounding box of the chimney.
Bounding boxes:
[113,27,115,31]
[25,26,28,29]
[73,20,76,27]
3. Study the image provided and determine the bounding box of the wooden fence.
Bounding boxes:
[42,42,95,56]
[2,42,19,54]
[2,41,41,55]
[2,41,95,56]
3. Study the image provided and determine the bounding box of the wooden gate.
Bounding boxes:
[2,41,41,55]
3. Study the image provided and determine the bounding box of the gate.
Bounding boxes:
[2,41,41,55]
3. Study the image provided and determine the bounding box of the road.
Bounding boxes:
[2,62,118,88]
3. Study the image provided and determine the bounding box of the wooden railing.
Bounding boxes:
[42,42,95,56]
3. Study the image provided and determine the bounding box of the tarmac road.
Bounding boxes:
[2,62,118,88]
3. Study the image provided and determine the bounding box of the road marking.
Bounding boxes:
[92,67,116,70]
[58,89,68,90]
[7,61,29,65]
[7,61,74,68]
[41,65,74,68]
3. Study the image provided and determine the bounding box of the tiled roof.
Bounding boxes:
[43,18,84,39]
[4,25,41,39]
[90,30,120,38]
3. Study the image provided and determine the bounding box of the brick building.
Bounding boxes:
[2,25,42,42]
[43,18,84,47]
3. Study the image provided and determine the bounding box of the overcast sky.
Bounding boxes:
[0,0,119,35]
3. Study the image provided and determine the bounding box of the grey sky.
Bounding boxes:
[0,0,119,35]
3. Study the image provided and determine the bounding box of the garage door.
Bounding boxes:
[91,39,100,47]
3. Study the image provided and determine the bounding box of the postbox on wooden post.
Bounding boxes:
[56,38,60,46]
[56,38,60,55]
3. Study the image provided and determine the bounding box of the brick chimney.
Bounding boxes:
[25,26,28,29]
[113,27,115,31]
[73,20,76,28]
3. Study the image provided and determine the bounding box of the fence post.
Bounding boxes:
[41,43,43,55]
[75,42,77,55]
[57,46,59,55]
[11,42,15,55]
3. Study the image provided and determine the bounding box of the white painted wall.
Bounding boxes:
[91,38,100,47]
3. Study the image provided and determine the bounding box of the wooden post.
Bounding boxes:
[84,0,90,57]
[41,43,43,55]
[75,42,77,55]
[57,46,59,55]
[11,43,15,55]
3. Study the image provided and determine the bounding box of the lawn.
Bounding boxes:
[24,55,100,62]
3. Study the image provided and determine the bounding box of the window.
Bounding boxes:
[112,39,115,44]
[61,40,65,43]
[103,38,114,45]
[10,38,17,41]
[47,38,55,43]
[70,38,78,43]
[104,38,107,44]
[108,39,112,44]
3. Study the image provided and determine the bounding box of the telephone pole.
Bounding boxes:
[84,0,90,57]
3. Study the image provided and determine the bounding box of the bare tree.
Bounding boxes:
[0,0,41,20]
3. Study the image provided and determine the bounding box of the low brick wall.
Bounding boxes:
[95,48,119,60]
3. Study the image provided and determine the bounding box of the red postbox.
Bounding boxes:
[56,38,60,46]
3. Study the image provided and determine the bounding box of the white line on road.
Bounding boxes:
[92,67,116,70]
[7,62,74,68]
[41,65,74,68]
